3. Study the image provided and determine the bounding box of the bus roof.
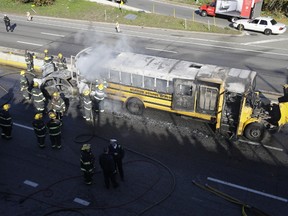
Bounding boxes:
[106,52,256,94]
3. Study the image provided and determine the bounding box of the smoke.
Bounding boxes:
[74,29,133,83]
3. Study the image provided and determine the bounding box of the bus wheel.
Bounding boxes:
[126,98,144,115]
[244,123,264,142]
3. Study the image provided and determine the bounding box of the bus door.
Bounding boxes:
[172,79,196,112]
[195,82,219,116]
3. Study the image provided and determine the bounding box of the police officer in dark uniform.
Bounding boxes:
[99,147,119,189]
[32,113,46,148]
[3,15,10,32]
[0,104,13,140]
[80,144,95,185]
[108,139,125,181]
[46,112,62,149]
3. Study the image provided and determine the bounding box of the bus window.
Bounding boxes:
[177,84,193,96]
[109,70,120,83]
[132,74,143,88]
[156,79,168,93]
[197,85,218,114]
[121,72,131,85]
[168,81,173,94]
[144,76,155,90]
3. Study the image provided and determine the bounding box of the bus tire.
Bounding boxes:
[200,11,207,17]
[244,123,264,142]
[126,98,144,115]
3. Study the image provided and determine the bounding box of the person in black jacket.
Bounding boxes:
[32,113,46,148]
[46,112,62,149]
[99,147,118,189]
[3,15,10,32]
[80,144,95,185]
[108,139,125,181]
[0,104,13,140]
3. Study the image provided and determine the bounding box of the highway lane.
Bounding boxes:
[1,64,288,216]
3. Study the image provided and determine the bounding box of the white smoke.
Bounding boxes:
[74,29,133,83]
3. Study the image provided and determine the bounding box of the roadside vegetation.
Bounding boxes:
[0,0,239,34]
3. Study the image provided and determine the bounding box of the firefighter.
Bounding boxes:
[3,14,10,32]
[56,53,67,70]
[42,56,56,77]
[44,49,49,58]
[99,146,118,189]
[50,92,66,120]
[46,111,62,149]
[25,50,35,73]
[19,70,30,102]
[0,104,13,140]
[32,113,46,148]
[82,89,93,122]
[115,21,120,33]
[108,139,125,181]
[31,82,46,114]
[80,144,95,185]
[92,80,108,113]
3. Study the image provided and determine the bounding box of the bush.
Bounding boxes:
[33,0,56,6]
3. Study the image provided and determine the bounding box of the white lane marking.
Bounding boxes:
[145,47,178,54]
[207,177,288,203]
[17,41,43,47]
[242,38,288,45]
[13,123,34,131]
[24,180,39,188]
[41,32,65,37]
[73,197,90,206]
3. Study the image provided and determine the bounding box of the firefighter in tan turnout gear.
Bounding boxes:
[92,80,108,113]
[82,89,93,122]
[50,92,66,120]
[31,81,46,113]
[19,70,30,102]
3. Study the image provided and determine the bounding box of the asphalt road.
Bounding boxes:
[0,9,288,216]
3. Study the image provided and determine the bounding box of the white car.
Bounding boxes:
[232,17,286,35]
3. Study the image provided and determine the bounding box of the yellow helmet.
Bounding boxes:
[49,112,56,119]
[83,89,90,96]
[44,56,50,61]
[33,82,39,87]
[52,92,59,97]
[81,144,91,151]
[3,104,10,111]
[44,49,48,53]
[34,113,43,120]
[98,83,104,91]
[58,53,63,58]
[20,70,26,75]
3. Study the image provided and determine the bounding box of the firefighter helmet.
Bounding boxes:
[110,139,117,144]
[52,92,59,98]
[3,104,10,111]
[81,144,91,151]
[44,49,48,54]
[83,89,90,96]
[58,53,63,58]
[34,113,43,120]
[20,70,26,75]
[44,56,50,62]
[33,81,39,87]
[49,112,56,119]
[98,83,104,91]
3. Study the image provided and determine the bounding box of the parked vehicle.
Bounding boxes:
[232,17,287,35]
[199,0,263,22]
